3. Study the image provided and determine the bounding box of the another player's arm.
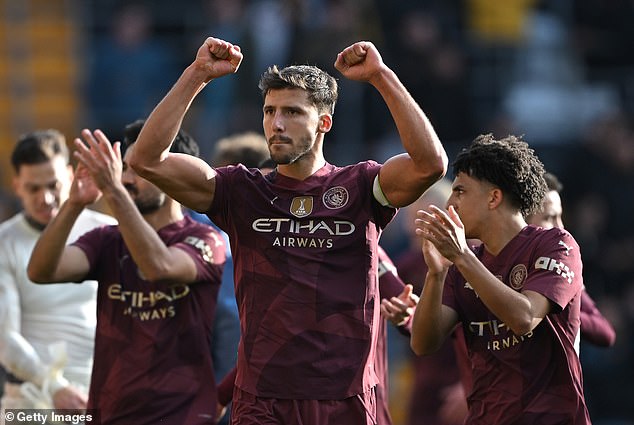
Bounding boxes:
[2,254,87,410]
[129,37,243,212]
[579,289,616,347]
[334,41,447,208]
[411,239,459,355]
[0,258,47,381]
[27,199,91,284]
[78,130,203,285]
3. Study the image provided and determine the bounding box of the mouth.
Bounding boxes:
[269,136,291,145]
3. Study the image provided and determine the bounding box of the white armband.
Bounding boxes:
[373,175,393,207]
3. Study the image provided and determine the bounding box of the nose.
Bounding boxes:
[272,112,285,132]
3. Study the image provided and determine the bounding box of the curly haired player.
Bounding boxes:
[411,134,592,424]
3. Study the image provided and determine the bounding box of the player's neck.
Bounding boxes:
[277,156,326,181]
[480,214,527,256]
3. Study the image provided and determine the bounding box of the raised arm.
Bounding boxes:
[27,164,95,284]
[128,37,243,212]
[410,238,459,355]
[334,41,448,207]
[74,130,215,285]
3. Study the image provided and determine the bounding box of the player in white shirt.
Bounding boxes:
[0,129,115,418]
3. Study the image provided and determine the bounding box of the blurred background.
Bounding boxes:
[0,0,632,423]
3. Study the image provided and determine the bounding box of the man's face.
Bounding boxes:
[13,156,72,227]
[446,172,495,239]
[122,145,166,215]
[262,88,325,165]
[527,190,563,230]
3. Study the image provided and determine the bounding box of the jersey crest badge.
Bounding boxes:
[509,264,528,290]
[290,196,313,217]
[323,186,349,209]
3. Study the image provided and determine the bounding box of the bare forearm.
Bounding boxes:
[372,69,447,179]
[102,188,177,282]
[411,270,451,355]
[452,252,534,335]
[27,201,82,282]
[130,64,209,174]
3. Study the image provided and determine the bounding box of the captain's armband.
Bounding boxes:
[373,175,393,207]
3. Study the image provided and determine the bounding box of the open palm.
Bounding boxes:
[70,162,102,206]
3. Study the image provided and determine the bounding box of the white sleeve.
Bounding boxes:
[0,250,48,387]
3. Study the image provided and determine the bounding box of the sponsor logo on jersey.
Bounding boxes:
[468,318,535,350]
[323,186,349,209]
[252,218,355,235]
[509,264,527,290]
[184,235,218,263]
[252,217,356,249]
[535,256,574,283]
[290,196,313,217]
[108,283,189,321]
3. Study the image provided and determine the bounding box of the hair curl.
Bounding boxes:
[258,65,338,114]
[452,134,547,216]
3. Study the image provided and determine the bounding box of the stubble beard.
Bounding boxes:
[269,136,314,165]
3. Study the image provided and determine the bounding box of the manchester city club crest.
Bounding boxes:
[322,186,349,209]
[509,264,528,290]
[290,196,313,217]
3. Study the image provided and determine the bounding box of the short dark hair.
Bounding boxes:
[212,131,269,167]
[122,119,200,157]
[11,129,69,173]
[543,172,563,193]
[452,134,547,216]
[258,65,338,114]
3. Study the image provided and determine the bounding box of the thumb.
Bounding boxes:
[401,284,412,299]
[403,284,420,305]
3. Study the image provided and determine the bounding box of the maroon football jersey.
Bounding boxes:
[207,162,396,399]
[73,217,226,425]
[443,225,591,424]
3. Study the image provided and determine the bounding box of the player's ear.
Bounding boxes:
[318,114,332,133]
[488,187,503,210]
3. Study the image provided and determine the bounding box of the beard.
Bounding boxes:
[135,194,165,215]
[268,135,314,165]
[126,184,165,215]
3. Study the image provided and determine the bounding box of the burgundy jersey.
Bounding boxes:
[207,162,396,399]
[443,225,591,424]
[73,217,226,425]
